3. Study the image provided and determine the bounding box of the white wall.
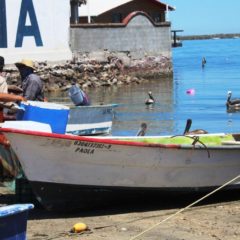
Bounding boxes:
[1,0,72,64]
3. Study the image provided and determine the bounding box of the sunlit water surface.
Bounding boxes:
[48,38,240,136]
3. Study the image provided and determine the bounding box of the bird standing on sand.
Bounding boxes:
[183,119,208,135]
[145,91,155,105]
[226,91,240,109]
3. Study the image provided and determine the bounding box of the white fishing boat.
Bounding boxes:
[16,101,118,136]
[67,84,118,135]
[67,104,118,136]
[0,101,118,181]
[1,127,240,210]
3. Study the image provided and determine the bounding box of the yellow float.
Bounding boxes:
[71,222,88,233]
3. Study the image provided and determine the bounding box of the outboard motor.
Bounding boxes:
[68,85,90,106]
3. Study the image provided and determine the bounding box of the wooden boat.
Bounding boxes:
[1,128,240,210]
[67,104,118,136]
[0,101,117,181]
[16,101,118,135]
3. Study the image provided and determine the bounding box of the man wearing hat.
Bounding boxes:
[15,59,44,101]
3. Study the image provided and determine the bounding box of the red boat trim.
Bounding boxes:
[0,128,181,149]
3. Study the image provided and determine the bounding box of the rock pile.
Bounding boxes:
[4,51,172,93]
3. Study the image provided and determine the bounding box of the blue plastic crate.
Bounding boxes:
[0,204,34,240]
[17,101,69,134]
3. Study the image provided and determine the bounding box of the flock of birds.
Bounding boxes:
[137,90,240,136]
[137,118,208,137]
[145,90,240,109]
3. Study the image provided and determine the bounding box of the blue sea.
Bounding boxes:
[53,38,240,136]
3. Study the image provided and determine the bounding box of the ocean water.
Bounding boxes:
[172,38,240,135]
[51,38,240,136]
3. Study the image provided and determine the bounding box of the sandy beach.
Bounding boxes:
[1,184,239,240]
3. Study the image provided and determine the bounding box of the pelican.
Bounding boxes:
[183,119,208,135]
[202,57,206,68]
[145,91,155,105]
[226,91,240,109]
[136,123,147,136]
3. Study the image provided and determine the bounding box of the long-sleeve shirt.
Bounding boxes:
[22,73,44,101]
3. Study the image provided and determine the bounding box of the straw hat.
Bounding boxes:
[15,59,36,70]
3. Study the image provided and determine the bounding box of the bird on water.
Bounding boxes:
[202,57,207,68]
[183,119,208,135]
[145,91,155,105]
[226,91,240,110]
[136,123,147,136]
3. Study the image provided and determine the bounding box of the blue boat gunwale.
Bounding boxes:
[68,103,119,109]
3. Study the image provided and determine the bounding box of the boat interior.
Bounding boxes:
[102,133,240,146]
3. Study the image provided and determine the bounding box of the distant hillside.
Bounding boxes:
[179,33,240,40]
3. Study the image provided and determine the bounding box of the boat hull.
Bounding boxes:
[29,180,240,211]
[2,130,240,210]
[67,104,117,135]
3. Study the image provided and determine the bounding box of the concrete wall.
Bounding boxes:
[1,0,72,64]
[70,13,172,59]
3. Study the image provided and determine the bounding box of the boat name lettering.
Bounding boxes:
[75,148,95,154]
[74,141,111,149]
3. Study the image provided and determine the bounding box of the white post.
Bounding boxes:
[166,4,169,21]
[87,0,91,23]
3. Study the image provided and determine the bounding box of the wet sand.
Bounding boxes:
[1,184,240,240]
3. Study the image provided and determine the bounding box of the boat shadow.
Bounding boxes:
[27,189,240,220]
[1,184,239,219]
[0,182,240,219]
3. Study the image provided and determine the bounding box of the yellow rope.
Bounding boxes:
[129,174,240,240]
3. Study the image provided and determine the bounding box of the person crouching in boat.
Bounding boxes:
[15,59,44,101]
[69,83,90,106]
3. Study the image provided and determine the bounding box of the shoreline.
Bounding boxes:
[179,33,240,41]
[4,52,172,93]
